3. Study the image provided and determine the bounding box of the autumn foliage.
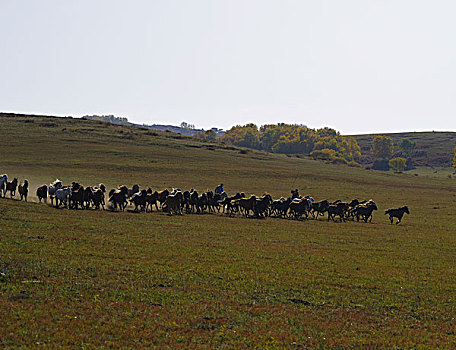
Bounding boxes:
[219,124,361,165]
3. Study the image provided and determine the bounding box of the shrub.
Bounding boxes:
[389,157,407,172]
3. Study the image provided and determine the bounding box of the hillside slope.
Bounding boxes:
[1,112,453,199]
[353,131,456,167]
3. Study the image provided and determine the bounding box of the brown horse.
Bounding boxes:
[352,201,378,223]
[289,197,312,220]
[165,191,184,215]
[327,202,349,222]
[238,195,257,217]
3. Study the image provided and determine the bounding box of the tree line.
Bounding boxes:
[194,123,428,172]
[197,123,362,166]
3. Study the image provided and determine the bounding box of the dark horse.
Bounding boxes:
[109,186,129,211]
[385,206,409,224]
[18,180,29,201]
[36,185,48,203]
[5,178,18,198]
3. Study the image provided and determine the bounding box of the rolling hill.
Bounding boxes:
[1,112,456,347]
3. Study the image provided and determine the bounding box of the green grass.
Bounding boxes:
[1,114,456,348]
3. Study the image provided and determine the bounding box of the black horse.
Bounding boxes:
[5,178,18,198]
[385,206,410,224]
[36,185,48,203]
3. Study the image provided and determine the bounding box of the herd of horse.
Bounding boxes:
[0,174,410,224]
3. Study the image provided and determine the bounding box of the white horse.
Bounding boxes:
[55,187,71,208]
[48,179,63,206]
[0,174,8,198]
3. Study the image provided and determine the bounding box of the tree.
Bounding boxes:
[219,124,260,149]
[399,138,416,158]
[372,136,394,160]
[204,129,216,141]
[194,129,216,141]
[389,157,407,172]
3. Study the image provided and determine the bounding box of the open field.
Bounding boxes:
[1,114,456,347]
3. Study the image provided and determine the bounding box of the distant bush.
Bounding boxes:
[389,157,407,172]
[310,148,360,167]
[310,148,336,161]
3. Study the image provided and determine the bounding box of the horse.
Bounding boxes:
[219,192,245,213]
[327,202,350,222]
[55,187,72,208]
[270,197,291,218]
[0,174,7,198]
[385,206,410,224]
[196,193,208,213]
[48,179,63,206]
[254,194,272,217]
[130,189,148,212]
[352,200,378,223]
[289,197,312,220]
[165,191,184,215]
[18,180,29,201]
[157,189,170,211]
[145,189,160,212]
[188,190,199,213]
[109,186,128,211]
[182,190,192,213]
[238,195,257,217]
[92,188,105,210]
[36,185,48,203]
[206,191,222,213]
[70,183,85,209]
[310,200,330,219]
[127,184,140,198]
[5,178,18,198]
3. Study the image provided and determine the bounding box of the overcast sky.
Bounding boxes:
[1,1,455,134]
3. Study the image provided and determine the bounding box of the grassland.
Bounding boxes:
[1,114,456,348]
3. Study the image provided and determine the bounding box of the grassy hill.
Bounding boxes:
[353,131,456,167]
[1,113,456,347]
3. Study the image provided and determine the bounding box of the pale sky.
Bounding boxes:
[1,1,456,134]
